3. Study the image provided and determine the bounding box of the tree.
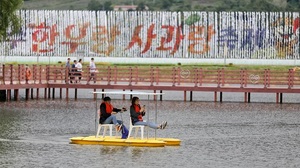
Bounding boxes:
[103,1,113,11]
[0,0,23,41]
[160,0,172,10]
[246,0,282,11]
[87,0,103,11]
[287,0,300,11]
[69,5,75,10]
[137,2,146,11]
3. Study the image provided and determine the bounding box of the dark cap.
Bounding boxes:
[103,97,111,101]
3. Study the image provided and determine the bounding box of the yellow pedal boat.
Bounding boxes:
[70,91,181,147]
[70,136,181,147]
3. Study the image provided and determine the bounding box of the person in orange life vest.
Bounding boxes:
[100,97,126,131]
[25,65,32,84]
[130,97,167,129]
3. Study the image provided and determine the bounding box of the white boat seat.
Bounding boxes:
[95,110,118,138]
[96,123,116,138]
[128,117,145,139]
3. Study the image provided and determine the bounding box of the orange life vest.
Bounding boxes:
[104,102,113,114]
[25,68,32,80]
[134,104,143,121]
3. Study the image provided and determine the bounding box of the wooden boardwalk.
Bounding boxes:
[0,64,300,103]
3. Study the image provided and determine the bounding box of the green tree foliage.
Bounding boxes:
[246,0,282,11]
[69,5,75,10]
[0,0,23,41]
[137,2,146,11]
[286,0,300,11]
[22,0,300,12]
[103,1,113,11]
[160,0,172,10]
[87,0,103,11]
[210,0,281,12]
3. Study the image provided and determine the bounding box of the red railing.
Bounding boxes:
[1,64,300,90]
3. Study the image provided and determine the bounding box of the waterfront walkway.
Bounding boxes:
[0,64,300,103]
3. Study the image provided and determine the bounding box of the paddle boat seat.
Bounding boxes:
[128,117,145,139]
[96,123,116,138]
[95,111,118,138]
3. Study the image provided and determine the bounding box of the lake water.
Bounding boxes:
[1,97,300,168]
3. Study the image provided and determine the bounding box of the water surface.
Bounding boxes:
[1,99,300,168]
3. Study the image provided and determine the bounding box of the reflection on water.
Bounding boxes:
[1,99,300,168]
[131,147,144,159]
[100,146,126,155]
[99,146,150,159]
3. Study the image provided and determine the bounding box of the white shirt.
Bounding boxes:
[76,62,82,72]
[89,61,96,72]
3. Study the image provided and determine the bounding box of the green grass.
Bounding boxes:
[4,61,296,71]
[98,63,295,72]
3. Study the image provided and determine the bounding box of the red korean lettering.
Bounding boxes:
[157,25,175,51]
[30,22,59,53]
[126,25,143,50]
[188,25,215,54]
[61,22,90,53]
[91,25,120,55]
[142,24,156,54]
[171,26,185,55]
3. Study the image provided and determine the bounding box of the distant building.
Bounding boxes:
[113,5,149,11]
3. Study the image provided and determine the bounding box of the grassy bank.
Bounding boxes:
[99,62,296,71]
[4,61,297,71]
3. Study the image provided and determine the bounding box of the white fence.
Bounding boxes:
[1,10,300,59]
